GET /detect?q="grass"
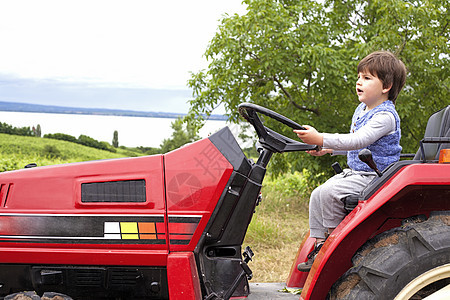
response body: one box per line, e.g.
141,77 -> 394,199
0,134 -> 141,171
0,134 -> 312,283
244,172 -> 311,282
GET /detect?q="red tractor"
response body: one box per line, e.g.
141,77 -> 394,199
0,103 -> 448,299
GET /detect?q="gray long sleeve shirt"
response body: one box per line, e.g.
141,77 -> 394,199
323,111 -> 396,155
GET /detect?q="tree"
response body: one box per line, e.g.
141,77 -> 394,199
112,130 -> 119,148
32,124 -> 42,137
35,124 -> 42,138
160,118 -> 201,153
0,122 -> 34,136
187,0 -> 449,179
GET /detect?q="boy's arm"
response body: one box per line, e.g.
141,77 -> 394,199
293,112 -> 396,151
323,112 -> 396,150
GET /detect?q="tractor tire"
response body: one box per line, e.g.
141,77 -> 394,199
330,212 -> 450,300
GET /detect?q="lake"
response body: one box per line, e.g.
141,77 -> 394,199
0,111 -> 249,148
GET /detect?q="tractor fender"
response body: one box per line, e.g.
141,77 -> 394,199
296,163 -> 450,300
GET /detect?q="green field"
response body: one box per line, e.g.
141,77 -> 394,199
0,133 -> 310,283
0,133 -> 142,171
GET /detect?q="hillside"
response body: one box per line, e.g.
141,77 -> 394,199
0,101 -> 227,120
0,133 -> 139,172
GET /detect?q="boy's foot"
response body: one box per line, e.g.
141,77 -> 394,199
297,242 -> 324,272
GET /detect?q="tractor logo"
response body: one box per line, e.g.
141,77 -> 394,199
167,173 -> 202,208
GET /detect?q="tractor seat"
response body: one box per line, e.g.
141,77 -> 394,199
413,105 -> 450,161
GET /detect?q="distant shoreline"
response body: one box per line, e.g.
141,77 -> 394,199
0,101 -> 227,121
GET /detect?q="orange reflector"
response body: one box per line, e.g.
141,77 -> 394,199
439,149 -> 450,163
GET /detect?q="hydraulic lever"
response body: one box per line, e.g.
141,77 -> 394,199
358,149 -> 382,177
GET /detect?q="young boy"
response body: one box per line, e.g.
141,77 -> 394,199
294,51 -> 407,272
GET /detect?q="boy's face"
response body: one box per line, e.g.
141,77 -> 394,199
356,71 -> 390,109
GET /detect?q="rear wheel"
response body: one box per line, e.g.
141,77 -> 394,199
330,212 -> 450,300
394,263 -> 450,299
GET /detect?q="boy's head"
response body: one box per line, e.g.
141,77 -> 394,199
357,51 -> 407,103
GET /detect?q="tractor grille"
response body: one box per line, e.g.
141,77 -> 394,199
74,269 -> 104,287
26,265 -> 169,299
109,268 -> 141,288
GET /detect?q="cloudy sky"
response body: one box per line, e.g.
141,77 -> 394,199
0,0 -> 247,113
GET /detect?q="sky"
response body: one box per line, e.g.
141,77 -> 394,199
0,0 -> 247,113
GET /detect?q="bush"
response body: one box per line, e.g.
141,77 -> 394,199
44,133 -> 78,143
42,145 -> 63,159
0,122 -> 34,136
100,141 -> 116,153
131,146 -> 162,155
264,169 -> 323,201
0,157 -> 19,172
44,133 -> 116,153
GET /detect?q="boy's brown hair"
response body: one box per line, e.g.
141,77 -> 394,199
357,51 -> 407,103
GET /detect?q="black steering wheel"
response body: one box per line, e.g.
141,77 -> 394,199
238,103 -> 319,153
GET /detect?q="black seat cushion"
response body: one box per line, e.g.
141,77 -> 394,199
413,106 -> 450,161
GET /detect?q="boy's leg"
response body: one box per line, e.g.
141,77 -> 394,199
299,172 -> 375,272
308,185 -> 327,239
299,184 -> 335,273
300,174 -> 355,272
320,171 -> 376,229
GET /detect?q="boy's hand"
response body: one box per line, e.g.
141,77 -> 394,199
294,125 -> 324,146
306,148 -> 333,156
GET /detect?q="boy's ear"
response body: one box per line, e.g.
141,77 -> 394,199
382,84 -> 392,94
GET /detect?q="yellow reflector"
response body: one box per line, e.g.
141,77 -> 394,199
439,149 -> 450,163
120,222 -> 138,233
122,234 -> 139,239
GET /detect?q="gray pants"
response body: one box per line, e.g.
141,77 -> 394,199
309,169 -> 376,239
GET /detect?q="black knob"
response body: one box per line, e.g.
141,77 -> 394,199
358,149 -> 382,177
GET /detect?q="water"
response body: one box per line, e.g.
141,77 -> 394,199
0,111 -> 244,148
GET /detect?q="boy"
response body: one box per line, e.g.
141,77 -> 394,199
294,51 -> 407,272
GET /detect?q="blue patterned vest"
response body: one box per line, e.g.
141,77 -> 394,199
347,100 -> 402,172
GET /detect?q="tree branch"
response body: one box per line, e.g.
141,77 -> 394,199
239,40 -> 261,62
440,21 -> 448,37
239,33 -> 320,115
397,29 -> 409,56
273,75 -> 320,115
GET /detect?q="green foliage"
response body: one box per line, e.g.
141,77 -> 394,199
247,170 -> 312,241
242,146 -> 259,160
44,132 -> 116,153
42,145 -> 63,159
160,118 -> 201,153
112,130 -> 119,148
187,0 -> 449,178
77,134 -> 108,151
44,133 -> 78,143
263,169 -> 322,204
131,146 -> 162,155
0,122 -> 34,136
245,170 -> 317,249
